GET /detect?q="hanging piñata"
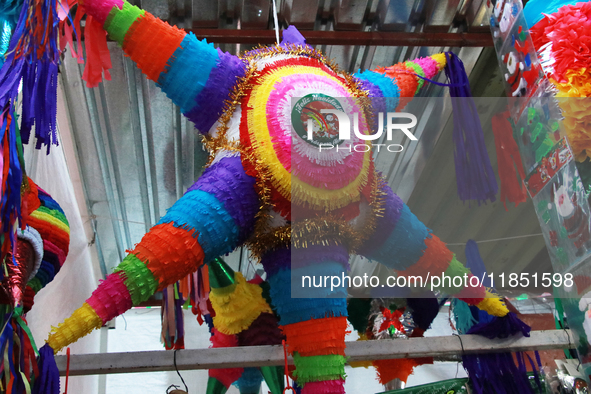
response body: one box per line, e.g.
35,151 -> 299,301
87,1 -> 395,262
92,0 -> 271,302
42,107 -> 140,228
22,1 -> 533,393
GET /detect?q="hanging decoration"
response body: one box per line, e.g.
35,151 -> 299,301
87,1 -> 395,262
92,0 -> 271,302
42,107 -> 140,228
19,0 -> 532,392
491,110 -> 528,209
0,177 -> 70,394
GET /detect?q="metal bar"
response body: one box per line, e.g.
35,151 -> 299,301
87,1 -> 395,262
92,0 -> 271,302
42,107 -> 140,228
81,72 -> 127,263
98,83 -> 134,251
187,28 -> 493,46
123,56 -> 153,234
55,329 -> 574,376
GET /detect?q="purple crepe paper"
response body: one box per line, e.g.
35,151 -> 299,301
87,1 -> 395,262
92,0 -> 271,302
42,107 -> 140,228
187,156 -> 259,241
444,52 -> 498,205
33,344 -> 60,394
280,25 -> 312,49
357,181 -> 403,256
261,247 -> 291,278
187,50 -> 247,134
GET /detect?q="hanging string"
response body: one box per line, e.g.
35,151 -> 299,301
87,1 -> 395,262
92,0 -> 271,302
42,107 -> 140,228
63,348 -> 70,394
174,349 -> 188,393
446,232 -> 544,246
272,0 -> 280,45
282,340 -> 295,393
81,214 -> 545,246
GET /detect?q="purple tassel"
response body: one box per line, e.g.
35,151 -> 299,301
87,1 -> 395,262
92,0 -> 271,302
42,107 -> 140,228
444,52 -> 498,205
462,312 -> 540,394
467,312 -> 530,339
33,344 -> 60,394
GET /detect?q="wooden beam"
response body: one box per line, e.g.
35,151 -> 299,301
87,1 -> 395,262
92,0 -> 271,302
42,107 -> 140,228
54,329 -> 574,376
187,29 -> 494,47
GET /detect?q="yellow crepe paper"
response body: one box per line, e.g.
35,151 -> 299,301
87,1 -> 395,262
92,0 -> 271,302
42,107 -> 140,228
46,302 -> 102,353
246,64 -> 372,211
209,272 -> 272,335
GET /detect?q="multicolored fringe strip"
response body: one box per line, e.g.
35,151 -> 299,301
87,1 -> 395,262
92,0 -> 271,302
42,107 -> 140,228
47,155 -> 258,353
359,179 -> 496,310
0,178 -> 68,394
74,0 -> 246,133
206,258 -> 284,394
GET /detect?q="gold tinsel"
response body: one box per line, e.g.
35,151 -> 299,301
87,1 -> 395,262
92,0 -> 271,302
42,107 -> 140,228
201,44 -> 388,260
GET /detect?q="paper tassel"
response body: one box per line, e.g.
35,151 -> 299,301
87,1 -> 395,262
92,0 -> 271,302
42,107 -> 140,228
492,111 -> 527,209
0,308 -> 44,394
0,109 -> 23,260
259,366 -> 284,394
33,344 -> 59,394
81,13 -> 112,88
161,281 -> 185,350
444,52 -> 498,204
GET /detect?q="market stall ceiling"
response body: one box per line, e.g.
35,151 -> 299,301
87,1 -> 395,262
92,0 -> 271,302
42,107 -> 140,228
60,0 -> 551,294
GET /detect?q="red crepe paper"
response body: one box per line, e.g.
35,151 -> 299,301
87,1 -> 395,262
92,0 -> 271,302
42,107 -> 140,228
81,14 -> 113,88
491,111 -> 527,210
530,2 -> 591,84
378,307 -> 404,333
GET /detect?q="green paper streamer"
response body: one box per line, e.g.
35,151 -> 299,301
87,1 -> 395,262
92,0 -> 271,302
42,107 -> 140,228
206,377 -> 228,394
259,366 -> 284,394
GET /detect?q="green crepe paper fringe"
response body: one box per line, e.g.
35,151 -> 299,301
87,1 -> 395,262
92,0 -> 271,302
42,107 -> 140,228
114,254 -> 158,305
292,353 -> 347,383
28,277 -> 42,293
437,255 -> 471,295
404,61 -> 425,93
104,1 -> 145,45
451,298 -> 478,334
347,299 -> 372,334
36,206 -> 68,226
